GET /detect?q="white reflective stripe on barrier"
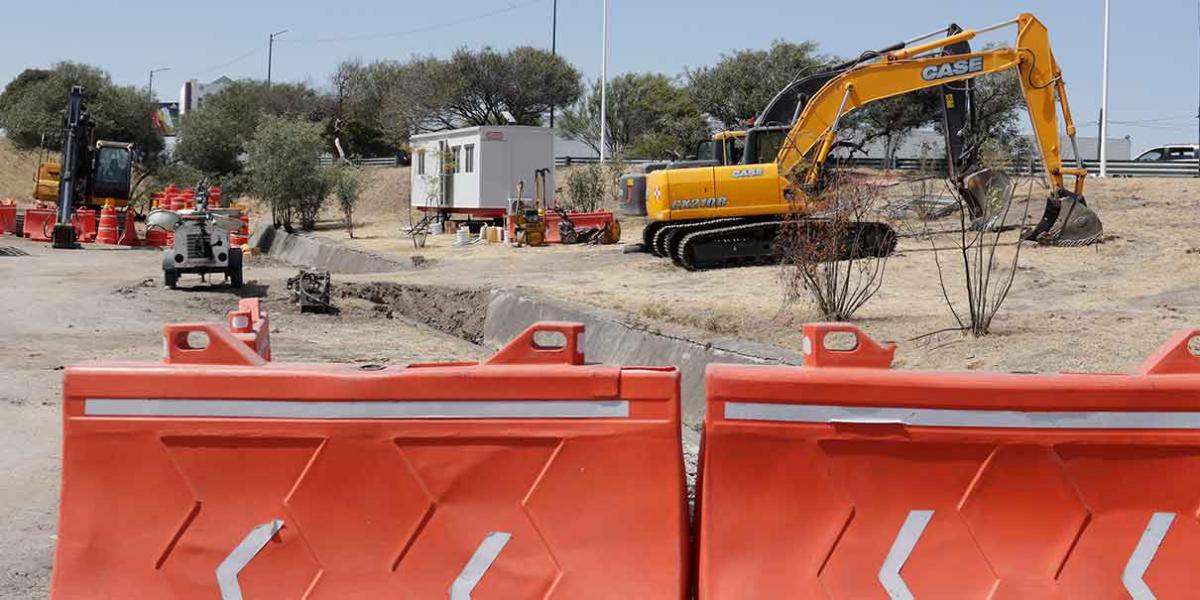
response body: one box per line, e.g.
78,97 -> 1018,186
450,531 -> 512,600
1123,512 -> 1175,600
725,403 -> 1200,429
878,510 -> 933,600
216,519 -> 284,600
84,399 -> 630,419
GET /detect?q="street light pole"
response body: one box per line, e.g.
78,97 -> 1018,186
268,29 -> 289,88
148,67 -> 170,100
599,0 -> 608,162
1099,0 -> 1111,177
549,0 -> 558,128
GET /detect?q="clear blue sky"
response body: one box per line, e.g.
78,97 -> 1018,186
4,0 -> 1197,152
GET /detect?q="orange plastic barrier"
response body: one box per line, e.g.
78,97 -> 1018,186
71,208 -> 96,243
52,304 -> 687,599
23,207 -> 55,241
0,200 -> 16,234
700,323 -> 1200,599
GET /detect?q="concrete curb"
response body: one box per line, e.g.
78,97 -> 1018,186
251,226 -> 407,274
484,288 -> 804,426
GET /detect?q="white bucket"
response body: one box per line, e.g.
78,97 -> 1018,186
456,228 -> 469,246
430,220 -> 443,236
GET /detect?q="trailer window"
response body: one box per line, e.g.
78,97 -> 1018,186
451,146 -> 462,173
417,150 -> 426,175
464,144 -> 475,173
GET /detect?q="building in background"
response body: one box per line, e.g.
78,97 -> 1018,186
178,76 -> 232,115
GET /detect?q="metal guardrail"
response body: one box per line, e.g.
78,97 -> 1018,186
839,157 -> 1200,178
316,156 -> 401,168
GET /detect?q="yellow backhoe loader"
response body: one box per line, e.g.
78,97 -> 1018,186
643,13 -> 1102,269
33,86 -> 135,248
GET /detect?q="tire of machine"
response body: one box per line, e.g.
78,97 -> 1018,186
227,247 -> 244,288
164,269 -> 179,289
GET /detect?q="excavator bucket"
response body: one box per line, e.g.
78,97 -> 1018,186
1023,189 -> 1103,246
961,168 -> 1014,228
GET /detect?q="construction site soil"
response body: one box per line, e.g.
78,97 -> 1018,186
311,168 -> 1200,375
0,239 -> 484,598
4,146 -> 1198,596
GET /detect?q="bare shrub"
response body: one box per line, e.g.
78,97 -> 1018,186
779,171 -> 893,321
926,172 -> 1030,336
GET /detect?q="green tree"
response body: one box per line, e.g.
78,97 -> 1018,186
340,47 -> 581,138
560,74 -> 710,159
175,80 -> 326,179
687,41 -> 825,130
442,46 -> 581,126
245,116 -> 328,230
0,62 -> 161,156
329,165 -> 365,238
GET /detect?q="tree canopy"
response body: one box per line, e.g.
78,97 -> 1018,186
687,41 -> 826,130
0,62 -> 162,160
175,80 -> 326,178
561,74 -> 710,159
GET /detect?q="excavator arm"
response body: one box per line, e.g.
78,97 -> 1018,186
777,13 -> 1086,197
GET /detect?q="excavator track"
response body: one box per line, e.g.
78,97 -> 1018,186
650,218 -> 739,257
674,219 -> 897,271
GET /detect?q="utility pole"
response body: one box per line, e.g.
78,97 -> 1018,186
1099,0 -> 1111,177
268,29 -> 289,88
599,0 -> 608,162
148,67 -> 170,100
549,0 -> 558,128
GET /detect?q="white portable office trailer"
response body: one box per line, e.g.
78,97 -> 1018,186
410,126 -> 556,218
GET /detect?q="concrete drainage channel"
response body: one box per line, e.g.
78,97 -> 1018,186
258,225 -> 807,505
251,226 -> 410,274
336,282 -> 806,426
254,225 -> 807,422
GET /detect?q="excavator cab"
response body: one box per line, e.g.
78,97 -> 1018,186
695,130 -> 747,165
91,142 -> 134,207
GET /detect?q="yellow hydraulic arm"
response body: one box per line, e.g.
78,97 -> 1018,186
777,13 -> 1087,196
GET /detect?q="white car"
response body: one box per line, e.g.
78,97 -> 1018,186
1134,144 -> 1197,161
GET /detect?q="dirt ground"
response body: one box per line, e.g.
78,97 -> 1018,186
320,169 -> 1200,375
0,237 -> 484,598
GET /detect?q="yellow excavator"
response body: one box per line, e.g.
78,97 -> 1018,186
643,13 -> 1102,269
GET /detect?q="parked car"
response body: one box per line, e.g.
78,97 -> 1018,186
1134,144 -> 1198,161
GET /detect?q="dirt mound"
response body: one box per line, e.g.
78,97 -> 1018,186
337,281 -> 489,343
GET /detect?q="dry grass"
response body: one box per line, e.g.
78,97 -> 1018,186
316,173 -> 1200,376
0,139 -> 44,203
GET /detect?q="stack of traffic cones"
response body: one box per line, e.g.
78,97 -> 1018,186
95,201 -> 118,245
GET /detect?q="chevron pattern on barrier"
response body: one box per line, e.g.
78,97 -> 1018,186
147,436 -> 567,598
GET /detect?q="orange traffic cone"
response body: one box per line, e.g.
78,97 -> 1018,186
116,209 -> 140,246
95,201 -> 118,244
